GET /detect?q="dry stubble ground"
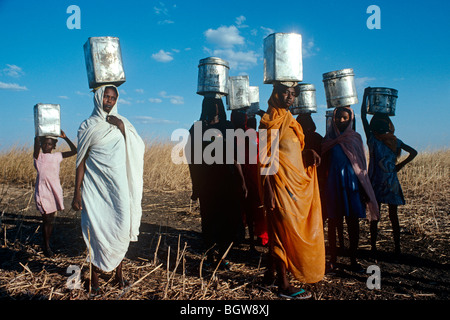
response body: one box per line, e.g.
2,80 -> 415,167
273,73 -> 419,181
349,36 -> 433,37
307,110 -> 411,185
0,147 -> 448,314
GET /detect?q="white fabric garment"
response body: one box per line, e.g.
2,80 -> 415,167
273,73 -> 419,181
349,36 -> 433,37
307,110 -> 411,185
76,85 -> 145,272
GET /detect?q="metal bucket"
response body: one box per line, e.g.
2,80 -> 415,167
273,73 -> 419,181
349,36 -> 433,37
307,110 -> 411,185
247,86 -> 260,116
197,57 -> 229,96
264,33 -> 303,84
34,103 -> 61,137
290,83 -> 317,115
366,87 -> 398,116
84,37 -> 126,89
322,68 -> 358,108
227,76 -> 250,110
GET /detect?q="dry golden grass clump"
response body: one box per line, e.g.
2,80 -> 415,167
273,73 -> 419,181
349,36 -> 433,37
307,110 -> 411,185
398,149 -> 449,204
0,139 -> 192,192
0,142 -> 447,199
141,139 -> 191,192
394,149 -> 450,238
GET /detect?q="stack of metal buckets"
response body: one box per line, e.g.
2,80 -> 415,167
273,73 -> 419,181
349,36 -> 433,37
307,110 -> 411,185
197,57 -> 260,118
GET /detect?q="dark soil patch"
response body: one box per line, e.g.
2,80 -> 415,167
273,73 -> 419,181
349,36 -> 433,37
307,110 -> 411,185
0,186 -> 448,302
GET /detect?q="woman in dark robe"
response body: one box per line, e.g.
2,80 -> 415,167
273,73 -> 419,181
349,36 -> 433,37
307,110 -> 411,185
186,97 -> 247,267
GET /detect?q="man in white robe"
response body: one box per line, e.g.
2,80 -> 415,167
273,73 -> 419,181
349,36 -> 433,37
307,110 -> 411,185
72,85 -> 145,290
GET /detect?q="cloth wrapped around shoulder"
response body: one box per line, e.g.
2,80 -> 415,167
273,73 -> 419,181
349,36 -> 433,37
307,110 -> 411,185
259,89 -> 325,284
76,85 -> 145,272
322,107 -> 379,221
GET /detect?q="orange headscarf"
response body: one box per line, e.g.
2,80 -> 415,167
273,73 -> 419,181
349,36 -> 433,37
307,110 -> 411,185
259,88 -> 325,284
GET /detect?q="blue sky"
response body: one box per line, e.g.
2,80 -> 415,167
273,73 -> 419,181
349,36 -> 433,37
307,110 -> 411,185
0,0 -> 449,151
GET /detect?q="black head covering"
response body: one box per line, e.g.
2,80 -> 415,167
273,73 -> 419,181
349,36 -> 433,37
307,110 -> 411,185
231,109 -> 247,130
200,97 -> 227,123
296,113 -> 316,132
369,113 -> 391,134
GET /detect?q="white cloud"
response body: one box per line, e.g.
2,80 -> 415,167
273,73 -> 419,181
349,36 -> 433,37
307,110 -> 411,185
154,2 -> 169,15
203,22 -> 259,70
119,98 -> 132,105
149,98 -> 163,103
169,96 -> 184,105
133,116 -> 179,125
135,88 -> 144,93
58,95 -> 69,99
152,49 -> 174,62
235,16 -> 248,28
260,26 -> 275,37
355,77 -> 376,90
160,91 -> 184,105
158,20 -> 174,25
154,2 -> 176,24
0,81 -> 28,91
302,39 -> 319,58
76,90 -> 90,97
210,48 -> 259,70
205,25 -> 245,48
2,64 -> 24,78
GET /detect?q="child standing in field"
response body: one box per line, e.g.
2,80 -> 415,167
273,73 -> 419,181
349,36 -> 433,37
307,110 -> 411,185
33,130 -> 77,257
361,88 -> 417,256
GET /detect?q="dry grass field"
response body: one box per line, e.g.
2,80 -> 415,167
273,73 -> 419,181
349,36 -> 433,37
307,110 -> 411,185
0,141 -> 448,303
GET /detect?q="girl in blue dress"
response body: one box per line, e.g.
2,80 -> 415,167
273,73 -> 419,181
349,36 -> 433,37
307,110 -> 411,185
322,107 -> 379,272
361,88 -> 417,256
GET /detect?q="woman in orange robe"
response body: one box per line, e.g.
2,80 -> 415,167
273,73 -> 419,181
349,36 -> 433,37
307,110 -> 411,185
260,83 -> 325,299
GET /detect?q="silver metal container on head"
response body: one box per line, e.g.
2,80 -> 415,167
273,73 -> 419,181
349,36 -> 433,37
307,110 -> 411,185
366,87 -> 398,116
197,57 -> 230,97
34,103 -> 61,137
247,86 -> 260,116
290,83 -> 317,115
84,36 -> 126,89
264,33 -> 303,84
227,76 -> 250,110
322,68 -> 358,108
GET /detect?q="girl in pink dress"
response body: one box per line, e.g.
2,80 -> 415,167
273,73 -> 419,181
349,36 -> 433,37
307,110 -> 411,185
33,130 -> 76,257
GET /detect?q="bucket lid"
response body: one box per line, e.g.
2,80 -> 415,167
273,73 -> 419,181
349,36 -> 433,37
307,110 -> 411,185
366,87 -> 398,96
322,68 -> 354,81
230,75 -> 249,81
298,83 -> 316,92
264,32 -> 302,40
198,57 -> 229,68
87,36 -> 119,41
85,36 -> 120,47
